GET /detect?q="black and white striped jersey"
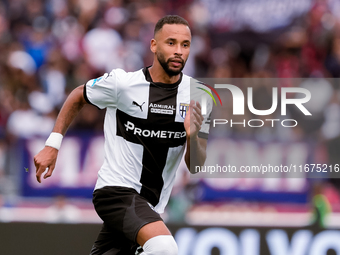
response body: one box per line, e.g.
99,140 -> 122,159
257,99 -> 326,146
84,67 -> 211,213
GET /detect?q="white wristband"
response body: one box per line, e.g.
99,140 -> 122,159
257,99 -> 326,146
45,132 -> 63,150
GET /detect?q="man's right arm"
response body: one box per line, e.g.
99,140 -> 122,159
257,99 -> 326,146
34,85 -> 87,183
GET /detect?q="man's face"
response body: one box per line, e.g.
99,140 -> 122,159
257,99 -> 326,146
152,24 -> 191,77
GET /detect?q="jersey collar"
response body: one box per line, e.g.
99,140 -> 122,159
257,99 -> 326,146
143,66 -> 182,90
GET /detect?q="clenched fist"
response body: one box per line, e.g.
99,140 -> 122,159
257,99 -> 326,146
184,100 -> 204,140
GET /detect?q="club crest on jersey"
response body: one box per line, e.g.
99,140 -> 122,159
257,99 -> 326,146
179,103 -> 189,119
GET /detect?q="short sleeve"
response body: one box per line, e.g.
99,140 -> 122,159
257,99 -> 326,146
84,70 -> 117,109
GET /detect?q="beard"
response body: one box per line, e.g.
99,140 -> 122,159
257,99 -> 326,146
157,52 -> 185,77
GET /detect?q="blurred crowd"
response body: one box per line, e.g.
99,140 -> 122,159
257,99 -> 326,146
1,0 -> 340,221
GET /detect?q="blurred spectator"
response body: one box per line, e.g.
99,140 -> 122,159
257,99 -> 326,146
310,182 -> 332,228
39,49 -> 67,107
82,23 -> 122,72
8,50 -> 37,75
45,195 -> 81,223
325,36 -> 340,77
6,91 -> 55,138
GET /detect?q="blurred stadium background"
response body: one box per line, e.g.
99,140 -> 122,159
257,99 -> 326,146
1,0 -> 340,254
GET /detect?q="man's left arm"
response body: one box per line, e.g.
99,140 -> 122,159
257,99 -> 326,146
184,100 -> 207,173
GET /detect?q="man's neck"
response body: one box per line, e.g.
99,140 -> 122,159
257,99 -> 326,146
148,62 -> 181,84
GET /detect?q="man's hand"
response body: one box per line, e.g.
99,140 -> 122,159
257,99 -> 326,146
184,100 -> 207,172
33,85 -> 87,183
34,146 -> 58,183
184,100 -> 204,139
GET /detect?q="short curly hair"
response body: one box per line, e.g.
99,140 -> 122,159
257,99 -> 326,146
154,15 -> 189,35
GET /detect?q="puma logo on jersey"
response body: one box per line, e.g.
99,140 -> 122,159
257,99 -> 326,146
132,101 -> 145,111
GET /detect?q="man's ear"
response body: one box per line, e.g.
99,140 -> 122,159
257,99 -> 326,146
150,39 -> 157,53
